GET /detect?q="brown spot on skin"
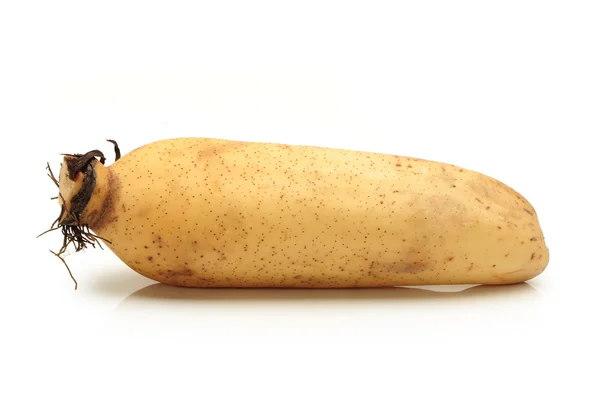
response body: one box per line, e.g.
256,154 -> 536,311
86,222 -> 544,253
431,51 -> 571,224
468,181 -> 491,199
467,264 -> 474,272
121,203 -> 127,213
196,142 -> 247,160
523,208 -> 533,216
379,261 -> 431,274
407,164 -> 413,168
158,267 -> 196,279
447,256 -> 454,262
147,256 -> 153,262
531,253 -> 536,260
90,169 -> 120,231
530,237 -> 538,241
370,248 -> 434,275
475,198 -> 483,203
396,163 -> 402,167
170,267 -> 195,277
505,253 -> 510,257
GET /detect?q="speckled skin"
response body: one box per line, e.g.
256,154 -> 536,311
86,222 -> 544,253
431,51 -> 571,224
76,137 -> 548,287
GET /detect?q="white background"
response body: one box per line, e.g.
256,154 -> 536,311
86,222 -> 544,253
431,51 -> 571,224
1,1 -> 599,399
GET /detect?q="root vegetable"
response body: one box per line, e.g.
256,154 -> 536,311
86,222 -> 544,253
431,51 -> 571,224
50,138 -> 549,288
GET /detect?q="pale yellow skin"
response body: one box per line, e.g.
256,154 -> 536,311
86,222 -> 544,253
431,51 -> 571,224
59,138 -> 549,287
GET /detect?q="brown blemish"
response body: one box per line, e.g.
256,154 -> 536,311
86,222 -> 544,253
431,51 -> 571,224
531,252 -> 536,260
530,237 -> 538,241
447,256 -> 454,262
196,142 -> 247,160
380,261 -> 431,274
523,208 -> 533,216
171,267 -> 195,277
158,267 -> 195,279
147,256 -> 153,262
370,250 -> 434,275
90,169 -> 119,231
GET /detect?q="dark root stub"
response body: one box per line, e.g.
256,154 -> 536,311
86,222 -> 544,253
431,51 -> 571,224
40,140 -> 120,290
63,149 -> 105,180
107,139 -> 121,161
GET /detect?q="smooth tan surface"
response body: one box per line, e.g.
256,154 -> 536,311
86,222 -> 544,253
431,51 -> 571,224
79,138 -> 549,287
